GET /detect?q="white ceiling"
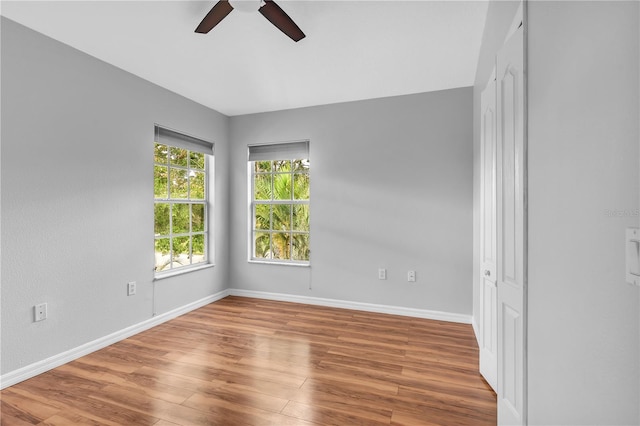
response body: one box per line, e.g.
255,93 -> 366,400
1,0 -> 488,116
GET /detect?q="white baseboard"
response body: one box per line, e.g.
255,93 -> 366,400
471,316 -> 481,346
228,289 -> 472,324
0,289 -> 230,390
1,288 -> 471,389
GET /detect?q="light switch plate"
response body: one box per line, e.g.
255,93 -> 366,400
625,228 -> 640,286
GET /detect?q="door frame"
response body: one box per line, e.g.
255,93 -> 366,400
496,2 -> 528,423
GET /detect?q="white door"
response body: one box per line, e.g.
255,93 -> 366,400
479,75 -> 498,392
496,25 -> 526,425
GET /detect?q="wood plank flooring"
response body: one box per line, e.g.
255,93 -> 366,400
0,296 -> 496,425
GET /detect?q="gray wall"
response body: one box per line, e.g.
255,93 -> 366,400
229,89 -> 474,315
527,1 -> 640,424
1,17 -> 475,379
0,18 -> 230,374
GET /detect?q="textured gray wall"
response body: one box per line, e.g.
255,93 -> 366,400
527,1 -> 640,424
1,18 -> 230,375
1,15 -> 476,382
229,88 -> 474,315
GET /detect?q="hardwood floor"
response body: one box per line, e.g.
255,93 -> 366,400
0,296 -> 496,425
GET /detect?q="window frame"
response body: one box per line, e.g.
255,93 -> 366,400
154,134 -> 212,277
248,154 -> 310,266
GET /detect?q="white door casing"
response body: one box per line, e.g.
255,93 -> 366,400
496,25 -> 526,425
479,74 -> 498,392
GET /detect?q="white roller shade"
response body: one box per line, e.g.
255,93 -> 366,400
248,141 -> 309,161
155,125 -> 214,155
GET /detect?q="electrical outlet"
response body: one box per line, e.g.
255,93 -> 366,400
34,303 -> 47,322
127,281 -> 136,296
378,268 -> 387,280
408,270 -> 416,282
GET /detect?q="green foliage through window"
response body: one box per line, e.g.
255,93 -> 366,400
154,143 -> 207,272
251,159 -> 310,263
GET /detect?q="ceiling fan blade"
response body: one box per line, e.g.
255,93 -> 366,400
195,1 -> 234,34
259,0 -> 305,42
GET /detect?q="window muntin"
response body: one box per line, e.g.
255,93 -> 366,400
154,142 -> 208,273
251,158 -> 310,264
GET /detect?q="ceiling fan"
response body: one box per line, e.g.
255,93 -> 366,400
195,0 -> 306,42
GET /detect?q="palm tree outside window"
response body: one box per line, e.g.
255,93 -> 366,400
249,141 -> 310,264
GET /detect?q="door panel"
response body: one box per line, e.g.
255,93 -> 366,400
496,25 -> 526,426
479,76 -> 498,392
502,303 -> 522,411
501,67 -> 519,287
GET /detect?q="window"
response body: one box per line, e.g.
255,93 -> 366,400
249,141 -> 310,264
154,126 -> 213,274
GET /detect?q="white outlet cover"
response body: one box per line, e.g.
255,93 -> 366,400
378,268 -> 387,280
34,303 -> 47,321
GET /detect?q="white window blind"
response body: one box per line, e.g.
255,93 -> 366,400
248,141 -> 309,161
155,125 -> 214,155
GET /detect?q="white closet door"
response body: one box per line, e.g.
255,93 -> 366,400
479,75 -> 498,392
496,25 -> 526,426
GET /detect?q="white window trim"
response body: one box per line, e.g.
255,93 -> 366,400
154,131 -> 213,277
248,259 -> 310,267
154,263 -> 215,281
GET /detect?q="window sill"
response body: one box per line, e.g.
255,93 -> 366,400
248,260 -> 310,268
154,263 -> 215,281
